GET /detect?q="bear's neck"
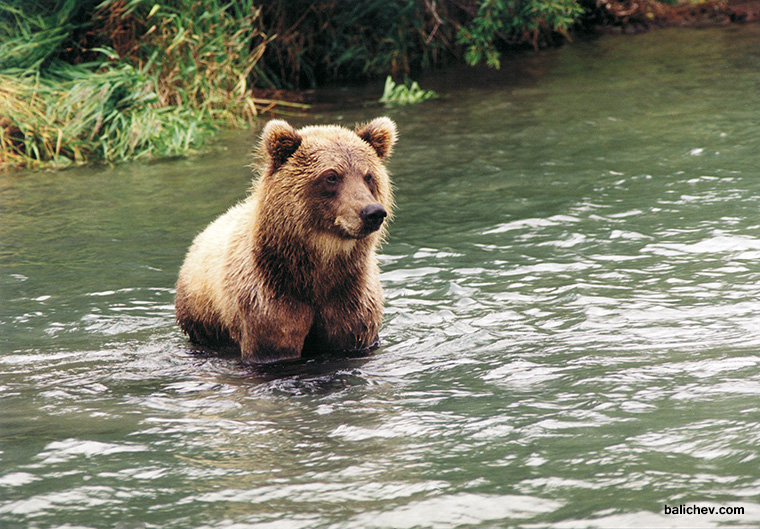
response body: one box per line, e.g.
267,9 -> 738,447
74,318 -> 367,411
252,227 -> 374,303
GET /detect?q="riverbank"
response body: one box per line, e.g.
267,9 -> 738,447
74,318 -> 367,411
1,0 -> 757,171
595,0 -> 760,32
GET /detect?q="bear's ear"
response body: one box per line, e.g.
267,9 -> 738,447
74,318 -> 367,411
261,120 -> 302,171
355,117 -> 397,160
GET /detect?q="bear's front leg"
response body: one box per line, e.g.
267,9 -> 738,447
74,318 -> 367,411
239,299 -> 314,364
313,291 -> 383,354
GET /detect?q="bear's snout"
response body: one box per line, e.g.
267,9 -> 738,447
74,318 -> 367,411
360,203 -> 387,232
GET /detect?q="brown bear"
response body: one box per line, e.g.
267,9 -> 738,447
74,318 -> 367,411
175,117 -> 397,364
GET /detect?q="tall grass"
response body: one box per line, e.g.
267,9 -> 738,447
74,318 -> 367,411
0,0 -> 307,170
1,0 -> 604,170
118,0 -> 273,121
0,64 -> 215,168
0,0 -> 82,71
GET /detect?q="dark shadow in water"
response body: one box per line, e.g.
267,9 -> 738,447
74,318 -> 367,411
183,341 -> 379,396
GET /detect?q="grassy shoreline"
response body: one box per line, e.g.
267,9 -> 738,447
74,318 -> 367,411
1,0 -> 753,171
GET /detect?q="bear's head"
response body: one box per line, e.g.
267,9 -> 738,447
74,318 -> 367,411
256,117 -> 396,250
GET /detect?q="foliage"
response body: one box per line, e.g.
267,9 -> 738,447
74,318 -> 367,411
0,65 -> 216,168
457,0 -> 585,68
379,76 -> 438,105
0,0 -> 306,169
0,0 -> 91,71
0,0 -> 620,169
253,0 -> 455,89
112,0 -> 275,122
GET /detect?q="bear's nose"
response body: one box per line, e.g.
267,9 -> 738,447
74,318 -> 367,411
360,204 -> 387,232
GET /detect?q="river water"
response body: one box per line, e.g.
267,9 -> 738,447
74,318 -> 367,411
2,25 -> 760,528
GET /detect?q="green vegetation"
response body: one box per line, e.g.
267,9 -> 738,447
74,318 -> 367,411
0,0 -> 308,169
0,0 -> 735,170
458,0 -> 585,68
379,76 -> 438,106
0,63 -> 212,167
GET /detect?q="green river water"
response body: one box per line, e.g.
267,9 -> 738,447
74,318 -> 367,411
2,25 -> 760,528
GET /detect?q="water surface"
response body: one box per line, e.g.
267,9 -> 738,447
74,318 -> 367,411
3,25 -> 760,528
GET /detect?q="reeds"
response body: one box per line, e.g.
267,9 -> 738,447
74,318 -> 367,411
0,65 -> 216,168
1,0 -> 601,170
0,0 -> 307,170
125,0 -> 271,121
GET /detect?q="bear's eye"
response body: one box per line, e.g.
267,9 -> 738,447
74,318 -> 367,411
323,170 -> 340,185
364,173 -> 374,184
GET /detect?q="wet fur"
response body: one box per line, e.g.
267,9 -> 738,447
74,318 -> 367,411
175,118 -> 396,364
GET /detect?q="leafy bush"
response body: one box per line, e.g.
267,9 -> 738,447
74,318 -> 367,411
457,0 -> 585,68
